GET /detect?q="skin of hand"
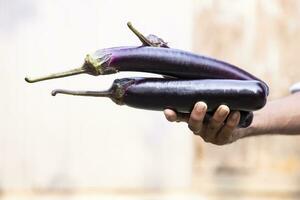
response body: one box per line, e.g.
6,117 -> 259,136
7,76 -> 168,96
164,102 -> 243,145
164,92 -> 300,145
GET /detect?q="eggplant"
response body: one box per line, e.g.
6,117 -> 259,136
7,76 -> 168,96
25,22 -> 268,95
205,111 -> 253,128
25,22 -> 269,128
24,45 -> 269,95
25,46 -> 264,83
51,78 -> 266,127
24,23 -> 268,95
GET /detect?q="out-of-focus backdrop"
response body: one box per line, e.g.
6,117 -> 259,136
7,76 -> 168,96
1,0 -> 300,199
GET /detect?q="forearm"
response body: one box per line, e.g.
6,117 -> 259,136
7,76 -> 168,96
243,92 -> 300,137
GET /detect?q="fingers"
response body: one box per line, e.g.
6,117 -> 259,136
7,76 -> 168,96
216,111 -> 240,145
164,109 -> 177,122
163,109 -> 189,122
188,102 -> 207,134
164,103 -> 242,146
205,105 -> 230,141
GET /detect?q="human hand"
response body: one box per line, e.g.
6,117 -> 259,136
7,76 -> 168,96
164,102 -> 244,145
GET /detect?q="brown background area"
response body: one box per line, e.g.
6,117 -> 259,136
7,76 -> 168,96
192,0 -> 300,198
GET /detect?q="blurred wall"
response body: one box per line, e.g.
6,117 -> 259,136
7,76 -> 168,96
1,0 -> 300,200
192,0 -> 300,199
0,0 -> 194,194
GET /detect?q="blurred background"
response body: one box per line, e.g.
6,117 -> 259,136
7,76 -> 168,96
1,0 -> 300,199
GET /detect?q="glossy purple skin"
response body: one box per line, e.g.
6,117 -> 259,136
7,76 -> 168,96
109,78 -> 264,128
95,46 -> 260,80
94,46 -> 269,95
124,79 -> 266,112
92,47 -> 269,128
112,78 -> 267,112
205,111 -> 253,128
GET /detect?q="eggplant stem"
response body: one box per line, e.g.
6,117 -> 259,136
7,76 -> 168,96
25,53 -> 106,83
25,67 -> 86,83
127,22 -> 154,47
51,89 -> 112,97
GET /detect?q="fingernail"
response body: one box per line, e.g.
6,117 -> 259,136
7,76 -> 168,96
195,102 -> 206,112
218,106 -> 229,117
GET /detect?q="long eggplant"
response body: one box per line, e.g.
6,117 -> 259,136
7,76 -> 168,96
25,22 -> 269,128
24,23 -> 268,93
51,78 -> 266,127
25,46 -> 264,82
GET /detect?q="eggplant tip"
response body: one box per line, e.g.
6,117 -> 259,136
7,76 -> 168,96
25,77 -> 33,83
51,90 -> 58,96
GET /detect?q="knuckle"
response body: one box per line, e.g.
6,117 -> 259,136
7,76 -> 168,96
190,111 -> 204,122
189,124 -> 204,136
201,135 -> 210,142
225,121 -> 237,130
207,119 -> 222,132
213,118 -> 224,124
205,131 -> 218,142
207,124 -> 217,132
193,130 -> 203,136
226,124 -> 236,131
227,112 -> 240,127
188,124 -> 198,133
190,114 -> 200,123
219,130 -> 232,140
188,119 -> 204,132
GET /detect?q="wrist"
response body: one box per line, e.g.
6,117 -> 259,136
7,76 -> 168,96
241,110 -> 270,138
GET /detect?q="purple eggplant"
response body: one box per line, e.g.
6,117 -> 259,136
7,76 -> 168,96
51,78 -> 266,127
25,45 -> 269,94
24,23 -> 268,92
205,111 -> 253,128
25,22 -> 268,95
25,22 -> 269,128
25,46 -> 263,81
